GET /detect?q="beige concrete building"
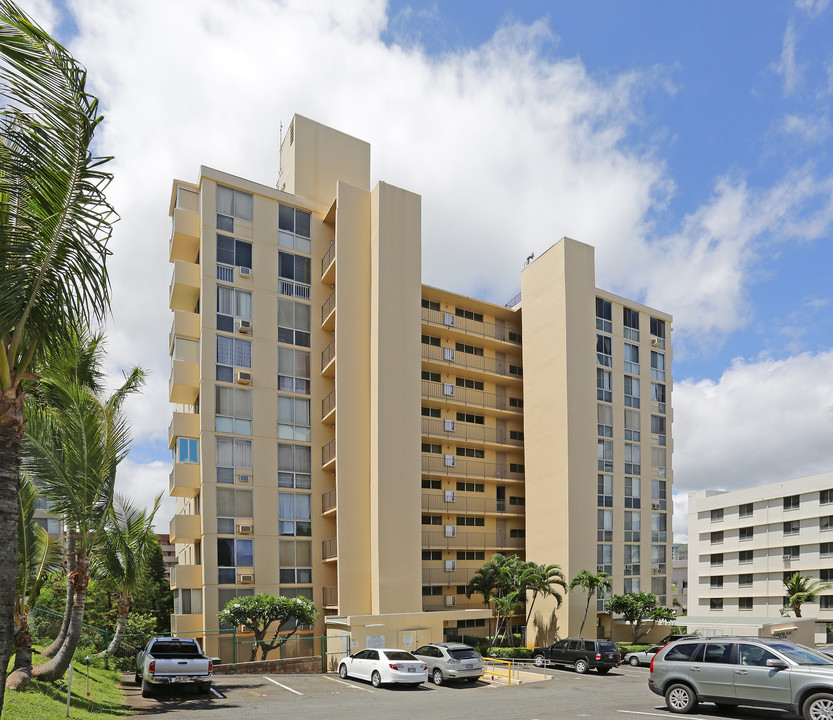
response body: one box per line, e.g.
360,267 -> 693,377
167,115 -> 673,658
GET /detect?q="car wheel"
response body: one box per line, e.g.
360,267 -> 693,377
803,692 -> 833,720
199,683 -> 212,694
596,667 -> 610,674
432,669 -> 444,686
134,671 -> 141,684
371,671 -> 382,688
338,664 -> 348,679
574,659 -> 589,674
533,654 -> 546,668
629,656 -> 640,667
140,678 -> 153,699
665,683 -> 697,714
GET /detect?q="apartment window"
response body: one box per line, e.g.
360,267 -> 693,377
277,396 -> 311,441
784,520 -> 800,536
739,527 -> 753,541
711,508 -> 724,522
421,334 -> 441,347
215,387 -> 252,435
422,299 -> 440,312
624,578 -> 640,594
710,575 -> 723,588
216,487 -> 254,534
278,251 -> 312,300
651,351 -> 666,381
277,444 -> 311,489
422,550 -> 442,561
822,490 -> 833,505
216,336 -> 251,382
216,436 -> 253,484
172,336 -> 199,363
455,307 -> 483,322
739,573 -> 753,587
598,509 -> 613,542
216,234 -> 253,269
711,531 -> 724,544
598,475 -> 613,507
625,476 -> 641,508
509,364 -> 523,377
422,406 -> 441,418
821,543 -> 833,557
278,493 -> 312,536
217,537 -> 254,584
784,495 -> 800,511
651,382 -> 666,412
595,404 -> 613,437
597,369 -> 612,402
822,516 -> 833,531
175,589 -> 202,615
217,184 -> 253,224
278,348 -> 311,395
456,377 -> 484,391
651,447 -> 667,478
422,370 -> 441,383
457,551 -> 485,561
710,598 -> 723,611
176,437 -> 199,464
509,528 -> 525,538
422,478 -> 441,489
650,316 -> 665,341
509,397 -> 524,409
456,447 -> 484,459
734,597 -> 752,611
652,512 -> 667,542
624,376 -> 640,408
821,597 -> 833,610
822,569 -> 833,583
651,415 -> 666,446
508,329 -> 522,343
596,334 -> 612,367
509,496 -> 525,506
216,285 -> 252,333
218,588 -> 255,625
739,550 -> 753,564
279,539 -> 312,584
422,586 -> 442,596
624,409 -> 640,441
277,298 -> 311,347
457,517 -> 485,527
652,479 -> 667,510
624,545 -> 640,575
422,443 -> 441,454
624,510 -> 641,542
457,619 -> 486,629
598,439 -> 613,472
510,462 -> 525,473
422,515 -> 441,525
455,342 -> 483,356
624,443 -> 641,475
739,502 -> 753,518
651,544 -> 666,566
456,412 -> 484,424
784,546 -> 800,560
510,430 -> 524,441
597,544 -> 612,574
710,553 -> 723,567
624,343 -> 640,374
278,203 -> 312,253
596,297 -> 612,333
456,482 -> 484,492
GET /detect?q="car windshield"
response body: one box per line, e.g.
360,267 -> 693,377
384,651 -> 417,661
768,643 -> 833,666
449,649 -> 480,660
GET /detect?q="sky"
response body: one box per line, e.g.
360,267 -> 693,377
25,0 -> 833,542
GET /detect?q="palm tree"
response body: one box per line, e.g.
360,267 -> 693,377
24,367 -> 143,681
6,475 -> 61,689
569,570 -> 613,637
519,562 -> 567,627
0,1 -> 116,705
783,573 -> 832,618
93,494 -> 161,656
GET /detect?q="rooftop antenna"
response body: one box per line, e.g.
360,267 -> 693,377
277,121 -> 283,188
525,252 -> 534,266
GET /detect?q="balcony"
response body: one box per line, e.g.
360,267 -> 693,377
169,259 -> 200,312
323,586 -> 338,607
422,492 -> 524,516
169,463 -> 200,498
169,359 -> 200,405
169,207 -> 200,263
170,564 -> 202,590
322,388 -> 335,423
168,411 -> 200,449
421,307 -> 521,346
422,567 -> 478,585
322,537 -> 337,561
322,439 -> 336,469
170,514 -> 201,544
422,530 -> 525,550
169,310 -> 201,351
421,380 -> 522,416
421,345 -> 522,382
321,241 -> 335,283
321,291 -> 335,330
422,600 -> 489,612
171,613 -> 203,635
422,455 -> 525,483
322,488 -> 337,515
321,339 -> 335,377
421,417 -> 522,449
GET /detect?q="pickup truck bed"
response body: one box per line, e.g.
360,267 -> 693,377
136,638 -> 213,698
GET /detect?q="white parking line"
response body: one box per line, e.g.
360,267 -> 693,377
617,712 -> 712,720
322,675 -> 375,693
263,675 -> 303,695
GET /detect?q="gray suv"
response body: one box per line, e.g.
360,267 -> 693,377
412,642 -> 483,685
649,636 -> 833,719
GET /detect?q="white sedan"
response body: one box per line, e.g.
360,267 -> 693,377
338,648 -> 428,687
623,645 -> 663,667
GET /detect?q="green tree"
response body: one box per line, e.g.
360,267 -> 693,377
517,562 -> 566,629
605,592 -> 675,643
782,573 -> 832,618
568,570 -> 613,637
218,594 -> 319,661
0,1 -> 116,706
130,537 -> 173,633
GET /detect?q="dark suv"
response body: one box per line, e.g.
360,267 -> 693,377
532,638 -> 620,674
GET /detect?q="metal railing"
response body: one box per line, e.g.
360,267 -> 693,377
321,291 -> 335,324
322,388 -> 335,418
422,492 -> 524,515
421,344 -> 522,379
323,586 -> 338,606
421,530 -> 525,550
322,488 -> 336,513
422,567 -> 477,585
322,339 -> 335,370
421,380 -> 523,413
322,537 -> 337,560
421,307 -> 521,344
421,417 -> 523,447
504,291 -> 522,309
322,438 -> 336,466
321,242 -> 335,277
422,454 -> 525,481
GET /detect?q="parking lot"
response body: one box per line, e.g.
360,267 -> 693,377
126,664 -> 799,720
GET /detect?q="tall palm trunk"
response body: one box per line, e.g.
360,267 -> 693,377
33,553 -> 89,681
98,594 -> 129,656
42,529 -> 75,658
578,595 -> 591,637
6,613 -> 32,690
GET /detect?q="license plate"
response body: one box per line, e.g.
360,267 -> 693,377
464,664 -> 473,669
174,676 -> 191,683
407,667 -> 415,672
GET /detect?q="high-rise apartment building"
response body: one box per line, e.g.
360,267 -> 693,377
167,115 -> 673,657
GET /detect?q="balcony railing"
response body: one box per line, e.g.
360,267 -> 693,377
422,454 -> 524,482
422,530 -> 525,550
321,242 -> 335,277
322,488 -> 336,513
421,380 -> 522,413
421,417 -> 522,447
322,537 -> 337,560
422,567 -> 477,585
321,291 -> 335,325
422,492 -> 524,516
421,308 -> 521,344
322,388 -> 335,419
323,586 -> 338,606
322,438 -> 336,466
423,600 -> 489,612
321,339 -> 335,371
421,344 -> 522,380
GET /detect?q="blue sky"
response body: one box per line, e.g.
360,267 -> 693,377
31,0 -> 833,537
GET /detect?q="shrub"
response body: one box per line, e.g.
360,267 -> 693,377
486,647 -> 534,660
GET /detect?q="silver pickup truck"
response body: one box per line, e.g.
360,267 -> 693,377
135,637 -> 213,697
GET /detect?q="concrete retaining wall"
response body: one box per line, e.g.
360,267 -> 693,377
214,656 -> 321,675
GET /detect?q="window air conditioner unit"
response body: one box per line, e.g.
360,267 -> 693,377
237,523 -> 254,534
237,266 -> 252,278
236,473 -> 251,484
444,455 -> 456,467
236,371 -> 252,385
652,568 -> 662,574
237,574 -> 254,584
443,383 -> 455,396
652,503 -> 661,510
444,313 -> 455,326
444,419 -> 456,432
236,319 -> 252,334
783,555 -> 793,561
445,561 -> 456,572
444,348 -> 455,361
445,525 -> 456,538
651,337 -> 662,347
445,490 -> 456,503
445,596 -> 457,607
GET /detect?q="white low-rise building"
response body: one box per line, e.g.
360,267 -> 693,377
687,472 -> 833,643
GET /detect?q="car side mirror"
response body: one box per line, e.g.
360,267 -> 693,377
766,658 -> 788,669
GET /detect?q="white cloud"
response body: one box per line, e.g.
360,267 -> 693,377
115,458 -> 175,532
773,19 -> 804,95
781,112 -> 833,143
796,0 -> 830,17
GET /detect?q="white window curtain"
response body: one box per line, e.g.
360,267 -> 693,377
217,286 -> 234,315
216,437 -> 234,467
236,290 -> 252,319
234,439 -> 252,468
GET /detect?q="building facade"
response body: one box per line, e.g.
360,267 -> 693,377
167,115 -> 674,656
687,473 -> 833,643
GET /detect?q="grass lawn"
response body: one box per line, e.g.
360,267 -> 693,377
4,646 -> 131,720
